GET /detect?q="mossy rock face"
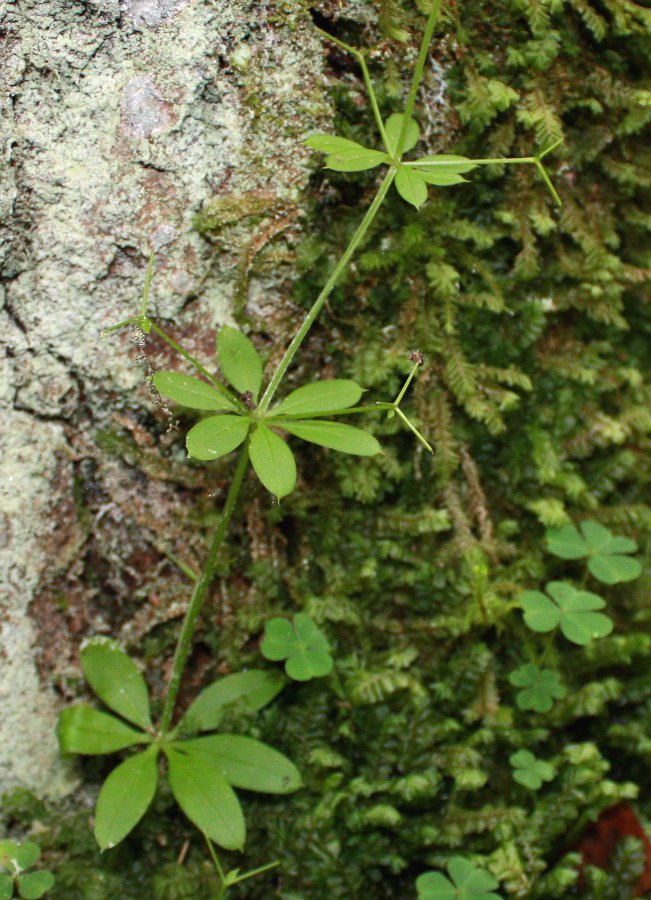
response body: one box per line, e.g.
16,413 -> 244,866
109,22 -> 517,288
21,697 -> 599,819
4,0 -> 651,897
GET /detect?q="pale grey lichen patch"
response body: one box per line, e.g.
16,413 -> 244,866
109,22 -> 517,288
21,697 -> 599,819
121,75 -> 176,137
125,0 -> 191,28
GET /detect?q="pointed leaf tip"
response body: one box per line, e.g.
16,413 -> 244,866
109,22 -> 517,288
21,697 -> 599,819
80,639 -> 152,730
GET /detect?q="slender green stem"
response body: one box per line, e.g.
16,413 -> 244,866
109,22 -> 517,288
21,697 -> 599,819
395,0 -> 443,157
406,156 -> 535,167
395,407 -> 434,453
257,167 -> 397,413
230,861 -> 280,885
393,362 -> 420,407
160,446 -> 250,733
205,834 -> 227,882
314,27 -> 390,150
141,252 -> 156,317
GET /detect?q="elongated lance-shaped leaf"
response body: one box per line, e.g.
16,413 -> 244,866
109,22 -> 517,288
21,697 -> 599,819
408,154 -> 478,174
94,747 -> 159,851
58,705 -> 150,755
179,734 -> 302,794
281,420 -> 382,456
384,113 -> 420,155
217,326 -> 263,399
186,415 -> 250,461
152,372 -> 236,411
304,134 -> 369,154
16,871 -> 56,900
269,380 -> 363,417
249,425 -> 297,500
395,166 -> 428,208
325,147 -> 390,172
165,746 -> 245,851
177,669 -> 286,734
80,639 -> 152,730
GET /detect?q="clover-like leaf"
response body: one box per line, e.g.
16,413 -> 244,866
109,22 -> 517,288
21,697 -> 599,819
80,639 -> 152,730
395,166 -> 428,209
186,415 -> 250,461
249,425 -> 297,500
58,705 -> 151,755
281,420 -> 382,456
8,844 -> 39,874
16,871 -> 55,900
165,746 -> 245,851
269,380 -> 363,418
178,734 -> 302,794
384,113 -> 420,155
509,749 -> 555,790
520,581 -> 613,645
217,326 -> 263,400
151,372 -> 236,411
0,876 -> 12,900
416,856 -> 501,899
94,747 -> 159,851
177,669 -> 285,734
509,665 -> 566,713
546,520 -> 641,584
261,613 -> 333,681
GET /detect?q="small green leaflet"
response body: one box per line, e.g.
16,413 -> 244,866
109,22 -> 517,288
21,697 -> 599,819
58,705 -> 151,755
409,154 -> 478,174
270,380 -> 363,417
16,872 -> 56,900
509,750 -> 555,790
261,613 -> 333,681
165,746 -> 246,851
217,326 -> 263,399
509,665 -> 566,713
0,843 -> 55,900
546,520 -> 641,584
177,669 -> 285,735
304,134 -> 389,172
0,842 -> 40,872
281,420 -> 382,456
186,415 -> 250,461
80,639 -> 152,730
416,857 -> 501,900
384,113 -> 420,155
152,372 -> 236,411
249,425 -> 297,500
94,747 -> 159,851
395,166 -> 428,209
0,876 -> 11,900
521,581 -> 613,645
178,734 -> 302,794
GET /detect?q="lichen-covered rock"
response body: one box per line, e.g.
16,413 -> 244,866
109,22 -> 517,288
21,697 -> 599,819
0,0 -> 328,796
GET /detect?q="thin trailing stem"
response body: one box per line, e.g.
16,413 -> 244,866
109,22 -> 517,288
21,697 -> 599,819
257,167 -> 397,413
160,446 -> 250,733
314,27 -> 390,151
140,252 -> 156,318
395,0 -> 443,157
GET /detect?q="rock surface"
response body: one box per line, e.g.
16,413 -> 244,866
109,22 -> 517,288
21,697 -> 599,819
0,0 -> 326,796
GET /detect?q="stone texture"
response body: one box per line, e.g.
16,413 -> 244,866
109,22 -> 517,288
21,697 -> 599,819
0,0 -> 327,796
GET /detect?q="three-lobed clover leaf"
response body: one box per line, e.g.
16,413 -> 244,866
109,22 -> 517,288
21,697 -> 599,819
0,841 -> 55,900
416,857 -> 501,900
261,613 -> 334,681
58,639 -> 300,853
546,520 -> 642,584
154,328 -> 382,501
509,664 -> 566,713
509,750 -> 555,790
520,581 -> 613,646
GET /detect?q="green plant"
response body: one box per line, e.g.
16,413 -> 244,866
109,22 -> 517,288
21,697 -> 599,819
508,665 -> 566,713
261,614 -> 334,681
416,857 -> 501,899
509,750 -> 556,791
0,842 -> 54,900
520,581 -> 613,645
546,520 -> 642,584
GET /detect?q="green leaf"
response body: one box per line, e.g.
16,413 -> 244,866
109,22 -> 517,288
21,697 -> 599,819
0,840 -> 17,868
509,665 -> 566,713
510,749 -> 555,790
384,113 -> 420,155
269,380 -> 363,417
16,872 -> 55,900
186,415 -> 250,461
249,425 -> 296,500
546,520 -> 641,584
521,582 -> 613,645
94,747 -> 159,851
409,154 -> 478,174
179,734 -> 302,794
280,420 -> 382,456
165,747 -> 245,851
177,670 -> 285,734
80,639 -> 152,730
304,134 -> 389,170
261,613 -> 333,681
418,170 -> 468,186
151,372 -> 236,411
58,705 -> 149,756
417,857 -> 501,899
0,875 -> 12,900
395,166 -> 428,209
217,326 -> 263,399
303,134 -> 364,154
11,844 -> 40,872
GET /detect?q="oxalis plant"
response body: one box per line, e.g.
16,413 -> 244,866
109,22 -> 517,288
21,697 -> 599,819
59,1 -> 564,895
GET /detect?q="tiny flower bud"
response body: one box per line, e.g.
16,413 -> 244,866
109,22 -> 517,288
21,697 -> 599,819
409,349 -> 424,366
